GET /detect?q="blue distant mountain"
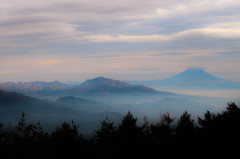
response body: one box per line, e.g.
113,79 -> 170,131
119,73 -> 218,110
169,68 -> 221,81
70,76 -> 158,94
0,81 -> 69,95
129,68 -> 240,89
0,77 -> 225,134
0,90 -> 123,134
56,96 -> 117,113
0,77 -> 159,96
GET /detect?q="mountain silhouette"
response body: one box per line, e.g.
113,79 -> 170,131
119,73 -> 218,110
0,81 -> 69,94
169,68 -> 222,81
70,76 -> 157,94
129,68 -> 240,89
0,77 -> 160,97
56,96 -> 117,113
0,90 -> 123,134
0,90 -> 73,121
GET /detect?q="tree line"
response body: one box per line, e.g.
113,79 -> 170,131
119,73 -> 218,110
0,102 -> 240,158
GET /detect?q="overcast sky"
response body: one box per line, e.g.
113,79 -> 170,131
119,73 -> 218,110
0,0 -> 240,82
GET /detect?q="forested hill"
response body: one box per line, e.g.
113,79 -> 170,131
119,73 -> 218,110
0,102 -> 240,158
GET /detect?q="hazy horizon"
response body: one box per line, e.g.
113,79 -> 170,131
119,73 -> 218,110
0,67 -> 240,83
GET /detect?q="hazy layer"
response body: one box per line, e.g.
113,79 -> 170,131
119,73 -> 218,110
159,89 -> 240,99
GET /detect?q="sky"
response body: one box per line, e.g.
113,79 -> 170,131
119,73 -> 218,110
0,0 -> 240,82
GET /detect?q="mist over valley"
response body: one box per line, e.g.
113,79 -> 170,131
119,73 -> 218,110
1,69 -> 238,134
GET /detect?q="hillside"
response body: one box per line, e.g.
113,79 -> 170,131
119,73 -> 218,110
70,76 -> 158,94
0,90 -> 123,133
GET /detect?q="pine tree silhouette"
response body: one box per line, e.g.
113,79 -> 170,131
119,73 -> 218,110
176,111 -> 195,138
150,112 -> 175,143
118,111 -> 143,157
1,102 -> 240,158
94,117 -> 117,159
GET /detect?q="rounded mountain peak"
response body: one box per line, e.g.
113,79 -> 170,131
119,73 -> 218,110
81,76 -> 131,88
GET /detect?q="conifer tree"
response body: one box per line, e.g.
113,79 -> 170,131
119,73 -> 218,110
176,111 -> 195,138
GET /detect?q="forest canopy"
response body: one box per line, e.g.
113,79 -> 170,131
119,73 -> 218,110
0,102 -> 240,158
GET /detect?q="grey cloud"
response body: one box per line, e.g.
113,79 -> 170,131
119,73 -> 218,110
1,0 -> 240,44
82,55 -> 119,58
137,68 -> 160,71
0,0 -> 240,81
216,51 -> 240,56
151,52 -> 188,56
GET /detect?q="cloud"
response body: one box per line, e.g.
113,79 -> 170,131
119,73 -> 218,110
37,59 -> 62,66
81,27 -> 240,43
151,52 -> 188,56
0,22 -> 83,38
1,0 -> 240,46
82,55 -> 119,59
216,51 -> 240,56
137,68 -> 160,72
1,0 -> 240,81
155,0 -> 240,18
208,22 -> 240,29
81,34 -> 167,43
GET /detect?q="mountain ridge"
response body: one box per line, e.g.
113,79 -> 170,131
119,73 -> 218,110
0,76 -> 159,96
0,89 -> 123,134
70,76 -> 157,94
0,81 -> 69,93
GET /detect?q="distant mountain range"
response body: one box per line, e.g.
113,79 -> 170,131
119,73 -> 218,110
0,77 -> 166,133
1,69 -> 239,95
0,72 -> 234,134
128,68 -> 240,89
0,77 -> 158,96
0,73 -> 228,134
0,81 -> 69,94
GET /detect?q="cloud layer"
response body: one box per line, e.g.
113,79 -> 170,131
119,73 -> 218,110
0,0 -> 240,81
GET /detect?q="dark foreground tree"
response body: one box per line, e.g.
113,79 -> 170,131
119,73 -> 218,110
175,111 -> 196,154
118,111 -> 142,140
95,117 -> 117,144
150,112 -> 175,143
51,121 -> 80,144
196,102 -> 240,154
94,117 -> 117,159
49,120 -> 88,158
118,111 -> 143,157
176,111 -> 195,138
